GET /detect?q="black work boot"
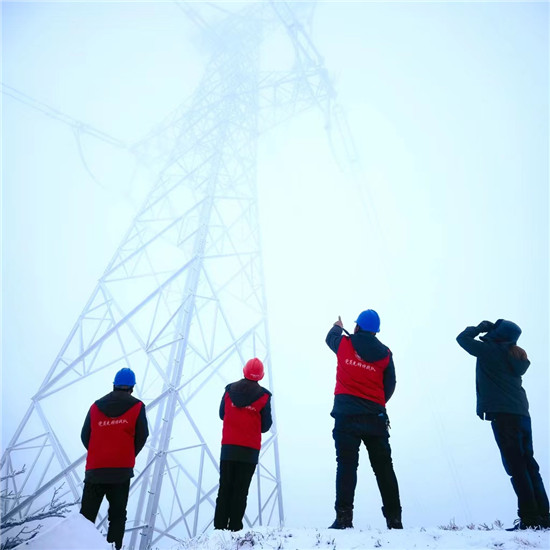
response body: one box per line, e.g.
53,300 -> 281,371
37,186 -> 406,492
382,506 -> 403,529
506,519 -> 533,531
329,508 -> 353,529
538,513 -> 550,530
506,511 -> 542,531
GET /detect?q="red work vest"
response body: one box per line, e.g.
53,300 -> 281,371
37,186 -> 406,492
86,402 -> 142,470
335,337 -> 389,406
221,392 -> 269,450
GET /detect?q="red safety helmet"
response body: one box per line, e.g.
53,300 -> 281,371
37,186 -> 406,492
243,358 -> 264,381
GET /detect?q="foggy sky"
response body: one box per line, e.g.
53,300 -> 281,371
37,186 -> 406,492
2,0 -> 548,531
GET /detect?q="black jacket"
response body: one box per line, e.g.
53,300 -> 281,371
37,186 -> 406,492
219,378 -> 272,464
81,389 -> 149,483
326,325 -> 396,417
456,322 -> 530,419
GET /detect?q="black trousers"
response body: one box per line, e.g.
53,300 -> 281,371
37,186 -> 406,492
214,460 -> 256,531
333,425 -> 401,517
80,480 -> 130,550
491,414 -> 549,521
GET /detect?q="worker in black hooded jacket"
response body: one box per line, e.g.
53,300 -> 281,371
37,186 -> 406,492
325,310 -> 402,531
80,367 -> 149,549
213,358 -> 272,531
457,319 -> 549,531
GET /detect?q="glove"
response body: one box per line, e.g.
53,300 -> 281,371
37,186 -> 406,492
477,320 -> 495,333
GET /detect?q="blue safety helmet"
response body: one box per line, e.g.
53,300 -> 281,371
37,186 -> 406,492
355,309 -> 380,333
113,368 -> 136,387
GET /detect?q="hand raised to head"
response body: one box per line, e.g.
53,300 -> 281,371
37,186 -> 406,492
477,320 -> 495,333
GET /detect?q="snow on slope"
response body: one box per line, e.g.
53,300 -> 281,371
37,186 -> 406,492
12,512 -> 109,549
11,513 -> 550,550
204,526 -> 550,550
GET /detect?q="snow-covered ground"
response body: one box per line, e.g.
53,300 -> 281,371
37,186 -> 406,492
10,512 -> 550,550
189,526 -> 550,550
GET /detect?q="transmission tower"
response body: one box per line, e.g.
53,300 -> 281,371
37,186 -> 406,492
1,2 -> 340,548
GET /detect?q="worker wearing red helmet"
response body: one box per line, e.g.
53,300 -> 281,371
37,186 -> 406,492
213,358 -> 273,531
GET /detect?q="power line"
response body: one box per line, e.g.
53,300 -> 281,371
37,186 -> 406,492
1,83 -> 127,149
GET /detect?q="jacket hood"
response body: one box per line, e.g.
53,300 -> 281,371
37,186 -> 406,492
480,319 -> 521,345
349,330 -> 389,362
226,378 -> 269,408
95,390 -> 140,417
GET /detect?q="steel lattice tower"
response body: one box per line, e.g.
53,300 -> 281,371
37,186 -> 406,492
1,3 -> 338,548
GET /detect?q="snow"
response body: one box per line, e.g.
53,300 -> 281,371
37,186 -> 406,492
13,512 -> 109,549
207,527 -> 549,550
12,513 -> 550,550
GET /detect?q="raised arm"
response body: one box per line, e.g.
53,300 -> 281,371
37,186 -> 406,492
326,317 -> 344,354
456,321 -> 494,357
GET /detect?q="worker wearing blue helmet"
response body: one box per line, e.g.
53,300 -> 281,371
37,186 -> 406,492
325,309 -> 402,531
80,368 -> 149,550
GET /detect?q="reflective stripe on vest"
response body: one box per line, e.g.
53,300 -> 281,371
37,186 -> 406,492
221,392 -> 269,450
335,337 -> 389,406
86,402 -> 142,470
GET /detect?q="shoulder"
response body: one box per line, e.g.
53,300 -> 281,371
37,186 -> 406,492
338,334 -> 351,346
373,336 -> 392,359
380,342 -> 392,356
124,395 -> 145,414
94,391 -> 113,406
371,333 -> 389,350
118,392 -> 144,411
121,392 -> 142,406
